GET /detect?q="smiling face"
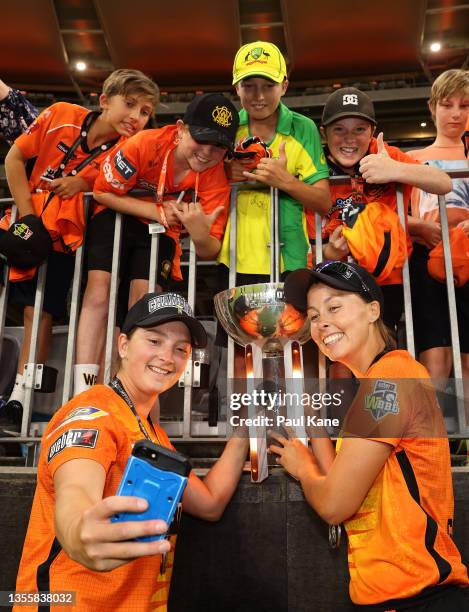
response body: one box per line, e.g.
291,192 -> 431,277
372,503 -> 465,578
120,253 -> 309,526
323,117 -> 374,172
307,283 -> 381,369
117,321 -> 192,397
100,92 -> 154,137
432,94 -> 469,141
175,122 -> 228,173
235,76 -> 288,121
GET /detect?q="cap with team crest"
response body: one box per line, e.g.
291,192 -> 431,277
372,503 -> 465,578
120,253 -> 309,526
232,41 -> 287,85
321,87 -> 376,127
183,93 -> 239,153
122,292 -> 207,348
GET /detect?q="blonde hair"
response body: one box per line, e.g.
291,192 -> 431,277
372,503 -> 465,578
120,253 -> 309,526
428,69 -> 469,117
102,69 -> 160,109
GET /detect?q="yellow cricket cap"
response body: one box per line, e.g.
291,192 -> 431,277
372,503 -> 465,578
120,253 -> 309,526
232,41 -> 287,85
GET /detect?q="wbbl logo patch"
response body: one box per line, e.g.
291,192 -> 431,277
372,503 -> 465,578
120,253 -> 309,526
48,428 -> 99,462
364,380 -> 399,421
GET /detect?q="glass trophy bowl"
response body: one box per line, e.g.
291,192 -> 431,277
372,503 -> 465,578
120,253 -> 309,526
214,283 -> 310,353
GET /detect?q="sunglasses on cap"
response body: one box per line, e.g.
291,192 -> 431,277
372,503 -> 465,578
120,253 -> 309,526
314,260 -> 375,302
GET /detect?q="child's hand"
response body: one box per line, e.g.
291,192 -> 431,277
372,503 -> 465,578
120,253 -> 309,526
171,201 -> 224,242
416,219 -> 441,249
324,225 -> 349,259
225,159 -> 251,182
49,176 -> 90,198
359,132 -> 399,184
243,141 -> 293,190
160,200 -> 183,226
457,219 -> 469,236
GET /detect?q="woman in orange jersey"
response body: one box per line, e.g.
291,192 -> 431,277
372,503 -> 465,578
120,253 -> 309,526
270,261 -> 469,611
14,292 -> 248,612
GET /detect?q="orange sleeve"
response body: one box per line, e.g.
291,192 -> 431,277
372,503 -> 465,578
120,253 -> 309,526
14,102 -> 63,160
197,163 -> 230,240
45,409 -> 119,479
93,134 -> 143,196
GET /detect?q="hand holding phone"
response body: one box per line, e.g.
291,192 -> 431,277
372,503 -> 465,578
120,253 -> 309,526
112,440 -> 191,542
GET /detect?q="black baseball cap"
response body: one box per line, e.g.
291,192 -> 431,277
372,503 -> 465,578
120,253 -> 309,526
284,261 -> 384,313
0,214 -> 52,269
184,93 -> 239,152
322,87 -> 376,127
122,292 -> 207,348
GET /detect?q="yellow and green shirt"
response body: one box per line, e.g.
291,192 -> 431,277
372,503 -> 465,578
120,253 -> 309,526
218,102 -> 329,274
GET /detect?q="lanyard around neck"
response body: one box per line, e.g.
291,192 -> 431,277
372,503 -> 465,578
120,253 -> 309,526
53,111 -> 119,180
109,376 -> 161,444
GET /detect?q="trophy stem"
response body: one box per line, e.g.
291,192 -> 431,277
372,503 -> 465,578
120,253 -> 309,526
246,344 -> 268,483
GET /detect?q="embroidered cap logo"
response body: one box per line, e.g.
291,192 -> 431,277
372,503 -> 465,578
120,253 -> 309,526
13,222 -> 33,241
212,106 -> 232,128
245,47 -> 270,64
342,94 -> 358,106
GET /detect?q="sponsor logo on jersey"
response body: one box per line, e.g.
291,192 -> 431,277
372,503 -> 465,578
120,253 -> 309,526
48,428 -> 99,462
57,141 -> 72,155
114,149 -> 136,179
364,380 -> 399,421
46,406 -> 108,439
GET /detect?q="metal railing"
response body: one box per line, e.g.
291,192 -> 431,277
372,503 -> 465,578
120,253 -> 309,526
0,169 -> 468,461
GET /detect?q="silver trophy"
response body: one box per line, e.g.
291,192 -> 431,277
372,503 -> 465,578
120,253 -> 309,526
215,282 -> 310,482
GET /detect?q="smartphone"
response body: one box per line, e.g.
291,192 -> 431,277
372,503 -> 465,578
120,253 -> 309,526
112,440 -> 191,542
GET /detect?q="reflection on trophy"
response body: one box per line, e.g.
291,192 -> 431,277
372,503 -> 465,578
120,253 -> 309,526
215,282 -> 310,482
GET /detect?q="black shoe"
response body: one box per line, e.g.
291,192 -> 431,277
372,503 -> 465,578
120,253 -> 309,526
5,400 -> 23,430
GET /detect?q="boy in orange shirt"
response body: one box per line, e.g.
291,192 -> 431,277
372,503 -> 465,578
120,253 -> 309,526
0,69 -> 159,425
310,87 -> 451,332
74,93 -> 238,394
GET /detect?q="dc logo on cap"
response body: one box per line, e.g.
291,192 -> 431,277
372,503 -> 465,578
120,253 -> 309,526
212,106 -> 232,128
342,94 -> 358,106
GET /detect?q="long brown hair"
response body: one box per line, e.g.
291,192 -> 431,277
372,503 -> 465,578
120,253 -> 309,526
376,318 -> 397,350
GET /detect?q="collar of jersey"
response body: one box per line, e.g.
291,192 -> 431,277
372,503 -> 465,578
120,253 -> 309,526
238,102 -> 293,136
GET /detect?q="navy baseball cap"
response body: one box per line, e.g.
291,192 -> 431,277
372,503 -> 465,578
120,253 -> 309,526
122,292 -> 207,348
284,261 -> 384,313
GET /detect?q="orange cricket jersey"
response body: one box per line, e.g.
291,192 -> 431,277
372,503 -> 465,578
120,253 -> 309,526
0,102 -> 121,242
14,385 -> 180,612
337,350 -> 469,605
16,102 -> 117,191
307,138 -> 417,284
93,124 -> 230,279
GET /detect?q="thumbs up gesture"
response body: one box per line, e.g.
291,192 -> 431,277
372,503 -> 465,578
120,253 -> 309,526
359,132 -> 398,184
243,140 -> 293,190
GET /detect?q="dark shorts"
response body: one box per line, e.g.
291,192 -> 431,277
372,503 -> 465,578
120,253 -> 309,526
214,264 -> 289,347
8,250 -> 75,320
86,209 -> 175,286
380,283 -> 404,332
410,243 -> 469,354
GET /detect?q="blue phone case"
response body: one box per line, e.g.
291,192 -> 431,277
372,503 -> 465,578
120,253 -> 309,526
112,446 -> 189,542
